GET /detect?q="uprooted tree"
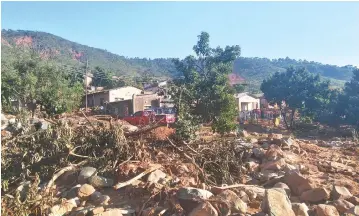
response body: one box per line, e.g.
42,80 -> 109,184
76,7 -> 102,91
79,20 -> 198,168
260,67 -> 332,130
169,32 -> 240,138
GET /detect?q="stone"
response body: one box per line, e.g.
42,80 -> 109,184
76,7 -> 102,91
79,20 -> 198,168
250,138 -> 258,144
347,196 -> 359,205
62,184 -> 81,199
49,198 -> 80,216
291,203 -> 309,216
92,195 -> 110,206
177,187 -> 213,212
78,184 -> 96,199
300,188 -> 330,203
146,170 -> 166,184
91,207 -> 105,215
282,137 -> 295,149
238,190 -> 249,202
239,130 -> 249,138
246,161 -> 259,172
283,171 -> 313,196
260,158 -> 286,171
274,182 -> 291,197
88,176 -> 114,188
253,148 -> 265,159
316,204 -> 340,216
264,145 -> 285,161
188,201 -> 218,216
283,164 -> 298,174
261,188 -> 295,216
78,167 -> 97,184
268,133 -> 283,140
216,190 -> 247,213
332,186 -> 353,200
344,206 -> 359,216
333,200 -> 355,213
93,208 -> 124,216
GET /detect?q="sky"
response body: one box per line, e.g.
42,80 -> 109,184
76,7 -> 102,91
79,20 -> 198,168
1,1 -> 359,66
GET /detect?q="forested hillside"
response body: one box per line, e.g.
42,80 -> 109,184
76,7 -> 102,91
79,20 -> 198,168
2,29 -> 356,91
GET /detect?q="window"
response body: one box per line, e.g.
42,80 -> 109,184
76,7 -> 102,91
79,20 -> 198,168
100,98 -> 104,106
133,111 -> 143,117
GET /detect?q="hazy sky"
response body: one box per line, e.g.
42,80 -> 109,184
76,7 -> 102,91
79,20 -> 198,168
1,1 -> 359,66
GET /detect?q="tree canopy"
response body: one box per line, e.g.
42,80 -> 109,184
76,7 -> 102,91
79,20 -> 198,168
261,67 -> 332,129
170,32 -> 240,137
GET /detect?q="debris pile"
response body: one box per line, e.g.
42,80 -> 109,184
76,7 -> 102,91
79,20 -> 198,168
1,112 -> 359,216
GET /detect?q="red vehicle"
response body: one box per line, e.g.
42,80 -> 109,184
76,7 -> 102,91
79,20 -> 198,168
122,110 -> 175,126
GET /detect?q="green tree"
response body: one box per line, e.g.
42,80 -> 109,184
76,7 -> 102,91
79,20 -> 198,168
261,67 -> 331,129
170,32 -> 240,138
335,68 -> 359,128
1,47 -> 83,115
233,83 -> 247,93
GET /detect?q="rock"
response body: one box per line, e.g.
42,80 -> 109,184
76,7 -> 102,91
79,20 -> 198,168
146,169 -> 166,184
246,161 -> 259,172
239,130 -> 249,138
274,182 -> 291,197
300,188 -> 330,203
250,138 -> 259,144
62,184 -> 81,199
283,171 -> 313,196
238,190 -> 250,202
49,198 -> 80,216
216,190 -> 247,213
291,203 -> 309,216
283,164 -> 298,174
177,187 -> 213,212
316,204 -> 340,216
347,196 -> 359,205
188,201 -> 218,216
333,200 -> 355,213
344,206 -> 359,216
282,137 -> 295,149
332,186 -> 353,200
260,158 -> 286,171
260,170 -> 279,181
92,195 -> 110,206
268,133 -> 283,140
253,148 -> 265,159
78,184 -> 96,199
88,176 -> 114,188
78,167 -> 97,184
91,207 -> 105,215
265,145 -> 285,161
261,188 -> 295,216
93,208 -> 124,216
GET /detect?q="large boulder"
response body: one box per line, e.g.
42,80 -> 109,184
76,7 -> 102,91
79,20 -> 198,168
274,182 -> 291,197
283,171 -> 313,196
216,190 -> 247,214
316,204 -> 340,216
300,188 -> 330,203
261,188 -> 295,216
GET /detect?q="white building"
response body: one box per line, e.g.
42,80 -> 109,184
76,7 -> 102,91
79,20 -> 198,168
235,93 -> 260,111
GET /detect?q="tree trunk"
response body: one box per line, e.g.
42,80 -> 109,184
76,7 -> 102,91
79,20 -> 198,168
280,105 -> 290,130
290,109 -> 296,129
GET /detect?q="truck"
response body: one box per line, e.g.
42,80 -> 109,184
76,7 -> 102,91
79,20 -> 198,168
122,110 -> 176,126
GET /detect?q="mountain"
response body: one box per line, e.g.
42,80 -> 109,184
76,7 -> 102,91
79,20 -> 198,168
1,29 -> 356,91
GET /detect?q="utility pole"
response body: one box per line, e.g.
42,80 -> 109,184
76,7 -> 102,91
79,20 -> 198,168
85,59 -> 88,110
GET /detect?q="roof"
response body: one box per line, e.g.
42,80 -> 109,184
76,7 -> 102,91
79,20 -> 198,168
87,86 -> 141,95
